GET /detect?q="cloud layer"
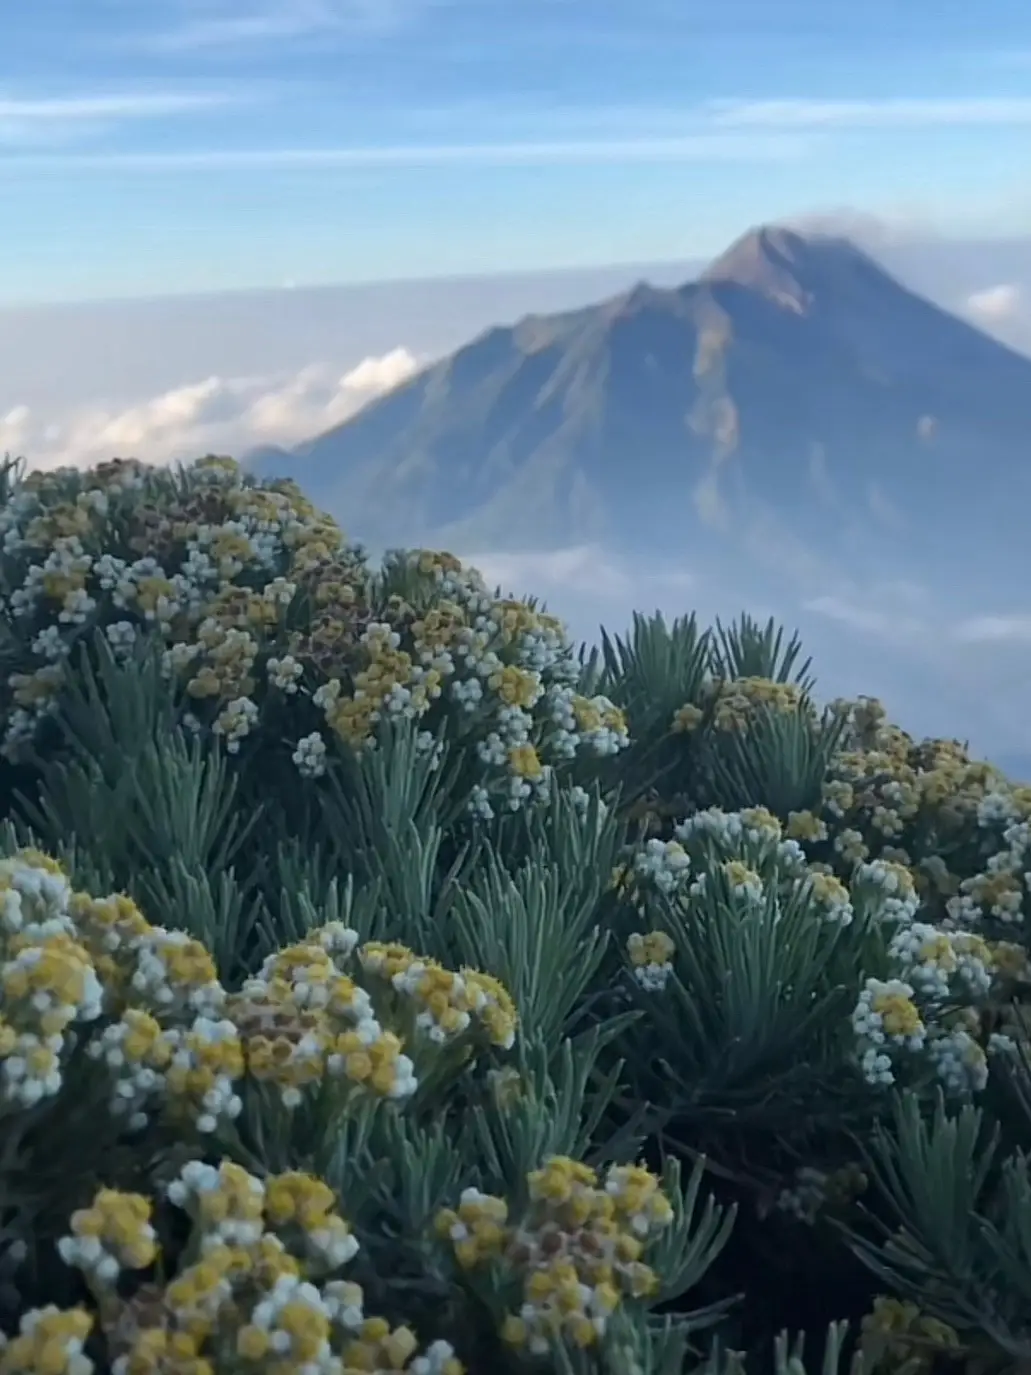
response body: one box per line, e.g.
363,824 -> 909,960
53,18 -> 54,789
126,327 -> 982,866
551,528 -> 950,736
8,87 -> 1031,168
1,347 -> 420,471
0,134 -> 815,172
463,546 -> 1031,768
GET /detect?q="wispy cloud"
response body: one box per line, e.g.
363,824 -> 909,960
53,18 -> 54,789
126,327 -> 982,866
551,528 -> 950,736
0,132 -> 814,174
465,545 -> 698,604
802,593 -> 930,641
706,97 -> 1031,129
966,283 -> 1022,323
954,614 -> 1031,644
139,0 -> 417,51
777,206 -> 940,245
144,10 -> 329,51
0,92 -> 231,121
0,89 -> 239,150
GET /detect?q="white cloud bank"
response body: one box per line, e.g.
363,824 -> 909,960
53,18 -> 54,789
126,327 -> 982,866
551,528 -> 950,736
1,347 -> 420,471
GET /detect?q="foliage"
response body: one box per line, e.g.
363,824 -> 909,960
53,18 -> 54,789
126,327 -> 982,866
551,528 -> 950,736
0,453 -> 1030,1374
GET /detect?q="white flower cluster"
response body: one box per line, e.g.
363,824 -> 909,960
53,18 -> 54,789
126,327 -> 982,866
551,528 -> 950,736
927,1025 -> 989,1095
847,843 -> 1003,1095
851,977 -> 927,1087
0,856 -> 102,1108
633,839 -> 691,894
0,460 -> 323,761
292,730 -> 329,778
626,931 -> 675,991
798,870 -> 854,926
946,818 -> 1030,929
167,1159 -> 267,1245
887,923 -> 992,1001
853,859 -> 921,925
673,807 -> 806,873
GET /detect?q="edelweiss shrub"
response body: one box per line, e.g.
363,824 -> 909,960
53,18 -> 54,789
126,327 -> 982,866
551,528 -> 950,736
0,849 -> 700,1374
658,673 -> 1031,1106
776,700 -> 1031,1091
1,1159 -> 465,1375
613,803 -> 1015,1106
671,674 -> 815,738
0,456 -> 627,820
793,697 -> 1031,919
434,1157 -> 673,1356
0,844 -> 517,1168
7,1154 -> 685,1374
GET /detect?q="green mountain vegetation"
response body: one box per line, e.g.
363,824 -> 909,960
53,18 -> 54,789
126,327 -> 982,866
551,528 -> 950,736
0,453 -> 1029,1375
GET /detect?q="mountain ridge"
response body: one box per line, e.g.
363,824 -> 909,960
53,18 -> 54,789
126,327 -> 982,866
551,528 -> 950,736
247,223 -> 1031,573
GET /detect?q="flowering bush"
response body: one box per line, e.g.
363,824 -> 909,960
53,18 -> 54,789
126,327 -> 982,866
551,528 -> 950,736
5,458 -> 1031,1373
0,456 -> 627,822
0,839 -> 734,1374
4,1158 -> 465,1375
0,847 -> 514,1137
612,801 -> 1013,1117
435,1157 -> 673,1355
4,1149 -> 696,1375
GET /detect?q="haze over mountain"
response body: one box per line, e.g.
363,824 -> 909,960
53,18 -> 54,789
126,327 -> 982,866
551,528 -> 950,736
249,226 -> 1031,576
247,225 -> 1031,767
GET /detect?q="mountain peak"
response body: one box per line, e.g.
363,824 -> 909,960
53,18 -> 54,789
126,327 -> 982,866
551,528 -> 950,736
699,223 -> 886,313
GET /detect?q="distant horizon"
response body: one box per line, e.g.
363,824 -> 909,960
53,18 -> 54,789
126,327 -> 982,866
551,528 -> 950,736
6,220 -> 1031,314
0,252 -> 701,314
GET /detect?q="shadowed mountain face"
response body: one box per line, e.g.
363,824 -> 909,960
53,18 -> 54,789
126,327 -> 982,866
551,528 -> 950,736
247,225 -> 1031,760
248,226 -> 1031,590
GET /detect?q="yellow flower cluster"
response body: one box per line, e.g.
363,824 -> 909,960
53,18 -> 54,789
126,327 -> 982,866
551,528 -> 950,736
42,1160 -> 464,1375
860,1295 -> 961,1375
803,869 -> 854,926
0,850 -> 104,1110
0,851 -> 517,1145
669,675 -> 812,737
0,848 -> 248,1133
227,926 -> 518,1108
719,859 -> 765,904
0,456 -> 628,817
0,1304 -> 94,1375
435,1156 -> 673,1356
851,978 -> 927,1087
57,1189 -> 159,1283
360,940 -> 518,1050
626,930 -> 676,991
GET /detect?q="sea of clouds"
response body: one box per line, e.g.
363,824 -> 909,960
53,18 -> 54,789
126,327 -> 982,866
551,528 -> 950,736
0,346 -> 421,472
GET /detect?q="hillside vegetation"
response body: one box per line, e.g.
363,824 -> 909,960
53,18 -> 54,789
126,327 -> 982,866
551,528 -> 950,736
0,453 -> 1028,1375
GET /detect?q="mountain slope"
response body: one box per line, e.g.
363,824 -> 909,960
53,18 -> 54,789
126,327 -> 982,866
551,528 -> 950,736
247,225 -> 1031,576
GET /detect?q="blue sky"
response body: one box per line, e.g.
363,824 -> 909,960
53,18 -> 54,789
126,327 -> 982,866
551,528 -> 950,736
3,0 -> 1031,302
